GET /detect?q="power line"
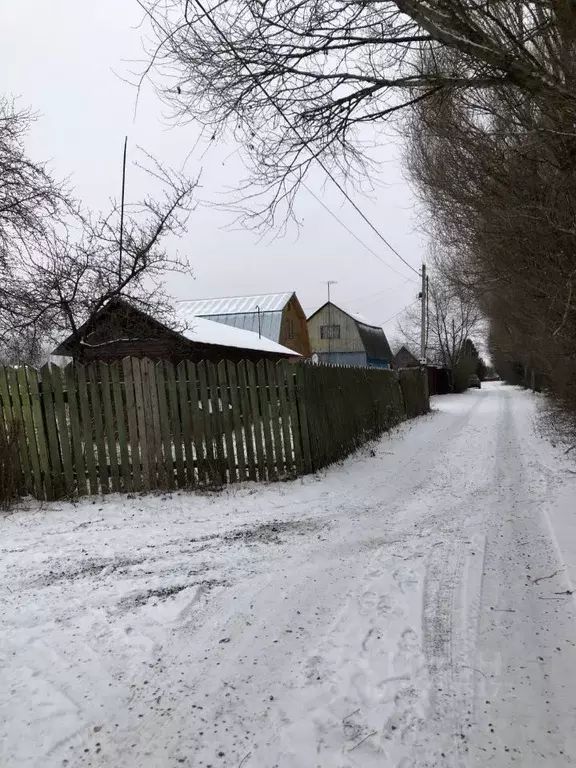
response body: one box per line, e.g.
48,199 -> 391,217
380,299 -> 420,326
303,183 -> 418,283
190,0 -> 421,279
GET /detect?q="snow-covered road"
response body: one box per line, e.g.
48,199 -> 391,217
2,383 -> 576,767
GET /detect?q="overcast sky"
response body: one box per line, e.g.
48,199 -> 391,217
1,0 -> 428,341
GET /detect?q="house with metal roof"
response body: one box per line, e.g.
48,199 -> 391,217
177,292 -> 312,357
52,298 -> 300,365
307,302 -> 393,369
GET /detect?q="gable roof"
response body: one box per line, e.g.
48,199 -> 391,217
308,302 -> 393,362
394,345 -> 419,367
52,298 -> 299,358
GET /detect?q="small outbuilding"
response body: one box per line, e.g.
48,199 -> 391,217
52,298 -> 300,365
177,292 -> 311,358
307,302 -> 393,368
393,345 -> 420,369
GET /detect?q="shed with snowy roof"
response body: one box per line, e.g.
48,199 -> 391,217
176,292 -> 312,358
52,298 -> 300,365
307,302 -> 393,369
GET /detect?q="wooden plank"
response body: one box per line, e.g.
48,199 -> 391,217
155,362 -> 174,489
140,359 -> 158,489
76,364 -> 98,495
110,362 -> 131,493
131,358 -> 150,492
256,360 -> 275,480
88,362 -> 109,494
246,361 -> 265,481
165,361 -> 185,488
122,358 -> 141,493
64,365 -> 86,496
5,367 -> 31,493
51,364 -> 75,495
285,365 -> 303,474
266,361 -> 285,476
295,364 -> 313,473
237,361 -> 256,481
217,361 -> 236,483
15,366 -> 42,498
147,359 -> 166,488
100,363 -> 120,493
176,361 -> 194,487
207,361 -> 227,485
0,366 -> 23,492
39,364 -> 65,498
276,362 -> 295,475
186,361 -> 205,487
226,361 -> 247,482
197,361 -> 217,486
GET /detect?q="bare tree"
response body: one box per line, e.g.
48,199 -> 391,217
0,103 -> 197,363
140,0 -> 576,224
398,274 -> 482,389
0,98 -> 75,268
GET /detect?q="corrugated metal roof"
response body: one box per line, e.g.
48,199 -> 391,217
176,292 -> 292,344
177,292 -> 293,319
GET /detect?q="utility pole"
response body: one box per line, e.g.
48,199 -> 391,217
420,263 -> 427,364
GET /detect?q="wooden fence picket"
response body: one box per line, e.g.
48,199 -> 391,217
155,362 -> 175,489
217,361 -> 236,483
276,362 -> 294,474
51,364 -> 75,495
165,361 -> 185,488
76,364 -> 98,495
111,361 -> 131,493
237,361 -> 256,481
226,361 -> 247,482
266,361 -> 284,477
100,364 -> 120,493
187,361 -> 205,487
246,361 -> 265,480
256,361 -> 275,480
88,363 -> 109,494
176,360 -> 194,487
122,358 -> 141,492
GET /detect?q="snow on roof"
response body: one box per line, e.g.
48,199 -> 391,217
181,315 -> 299,357
177,292 -> 293,319
345,309 -> 380,328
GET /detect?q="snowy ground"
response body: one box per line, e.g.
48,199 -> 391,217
2,383 -> 576,767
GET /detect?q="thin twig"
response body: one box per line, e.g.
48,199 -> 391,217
348,731 -> 377,752
342,708 -> 360,723
238,752 -> 251,767
531,569 -> 563,585
461,665 -> 488,679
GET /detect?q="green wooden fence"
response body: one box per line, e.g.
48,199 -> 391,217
0,359 -> 427,500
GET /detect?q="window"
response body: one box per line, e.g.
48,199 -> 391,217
286,319 -> 294,340
320,324 -> 341,340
